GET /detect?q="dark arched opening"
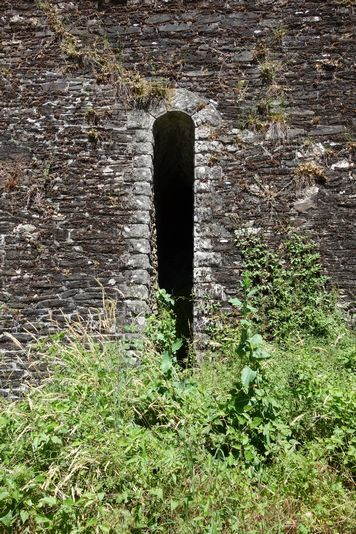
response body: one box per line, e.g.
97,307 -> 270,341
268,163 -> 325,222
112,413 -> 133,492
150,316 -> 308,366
153,111 -> 194,354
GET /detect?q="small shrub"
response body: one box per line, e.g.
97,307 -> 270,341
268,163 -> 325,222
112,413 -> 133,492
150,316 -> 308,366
272,26 -> 287,41
268,109 -> 288,124
130,77 -> 171,109
234,79 -> 248,102
210,275 -> 293,472
145,289 -> 181,355
87,128 -> 100,143
253,42 -> 269,61
259,60 -> 280,83
239,98 -> 288,132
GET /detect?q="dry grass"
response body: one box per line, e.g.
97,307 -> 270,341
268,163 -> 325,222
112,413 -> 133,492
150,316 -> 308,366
37,1 -> 170,108
295,161 -> 327,187
0,160 -> 28,191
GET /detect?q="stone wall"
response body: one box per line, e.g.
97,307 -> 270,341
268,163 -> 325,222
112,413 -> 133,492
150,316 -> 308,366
0,0 -> 354,396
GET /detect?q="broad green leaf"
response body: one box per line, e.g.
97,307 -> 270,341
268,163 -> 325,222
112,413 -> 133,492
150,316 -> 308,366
248,333 -> 263,348
241,366 -> 257,392
251,417 -> 263,428
38,496 -> 57,508
252,348 -> 271,360
246,304 -> 258,314
150,487 -> 163,499
173,379 -> 193,392
0,416 -> 8,428
0,511 -> 13,527
247,287 -> 258,297
161,352 -> 172,374
50,436 -> 62,445
170,500 -> 179,511
229,298 -> 242,308
242,273 -> 251,288
172,338 -> 183,354
241,434 -> 249,445
20,510 -> 29,523
244,448 -> 255,462
35,514 -> 52,525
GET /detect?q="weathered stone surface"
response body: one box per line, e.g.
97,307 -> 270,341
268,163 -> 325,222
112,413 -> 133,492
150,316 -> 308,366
293,186 -> 319,213
0,0 -> 354,394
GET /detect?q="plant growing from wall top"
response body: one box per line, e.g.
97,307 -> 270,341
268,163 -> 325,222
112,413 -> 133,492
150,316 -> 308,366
37,1 -> 170,108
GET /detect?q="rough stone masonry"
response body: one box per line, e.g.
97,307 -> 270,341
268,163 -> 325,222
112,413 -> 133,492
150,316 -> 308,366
0,0 -> 354,396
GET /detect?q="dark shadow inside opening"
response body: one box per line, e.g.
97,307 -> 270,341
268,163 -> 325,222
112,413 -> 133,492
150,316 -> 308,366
153,111 -> 194,356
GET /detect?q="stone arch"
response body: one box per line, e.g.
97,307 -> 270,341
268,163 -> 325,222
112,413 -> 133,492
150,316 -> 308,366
153,110 -> 195,348
126,89 -> 223,347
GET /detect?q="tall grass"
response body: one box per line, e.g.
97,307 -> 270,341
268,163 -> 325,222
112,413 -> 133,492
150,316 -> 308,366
0,302 -> 355,533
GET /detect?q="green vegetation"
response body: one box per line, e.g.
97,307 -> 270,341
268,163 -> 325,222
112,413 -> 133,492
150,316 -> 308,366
238,97 -> 288,132
0,234 -> 355,533
258,61 -> 281,84
234,232 -> 339,341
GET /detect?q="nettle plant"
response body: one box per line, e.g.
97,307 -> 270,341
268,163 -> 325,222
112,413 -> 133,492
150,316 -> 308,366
211,275 -> 293,471
145,289 -> 183,360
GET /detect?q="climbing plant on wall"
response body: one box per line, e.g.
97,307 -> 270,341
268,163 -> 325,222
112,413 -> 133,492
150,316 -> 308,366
235,231 -> 340,341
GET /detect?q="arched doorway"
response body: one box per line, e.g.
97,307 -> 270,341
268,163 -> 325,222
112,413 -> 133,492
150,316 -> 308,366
153,111 -> 194,351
